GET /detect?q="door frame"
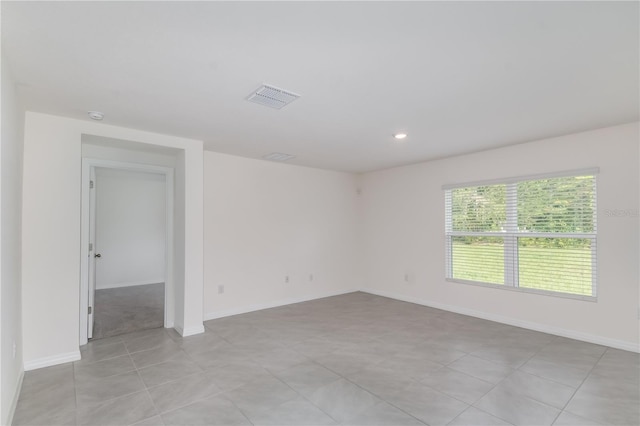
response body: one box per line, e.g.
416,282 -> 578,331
80,158 -> 175,345
87,166 -> 96,339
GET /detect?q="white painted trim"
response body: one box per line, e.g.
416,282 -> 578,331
97,280 -> 164,290
87,165 -> 96,339
204,289 -> 359,321
442,167 -> 600,190
174,325 -> 205,337
360,288 -> 640,353
23,351 -> 81,371
80,158 -> 174,346
5,369 -> 24,426
164,166 -> 175,331
80,160 -> 91,344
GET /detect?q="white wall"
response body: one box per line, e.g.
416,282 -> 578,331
360,122 -> 640,351
1,54 -> 24,425
203,152 -> 361,318
95,168 -> 166,289
21,112 -> 204,369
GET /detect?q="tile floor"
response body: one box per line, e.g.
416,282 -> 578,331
13,292 -> 640,426
92,283 -> 165,340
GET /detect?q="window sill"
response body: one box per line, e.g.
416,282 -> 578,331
446,278 -> 597,302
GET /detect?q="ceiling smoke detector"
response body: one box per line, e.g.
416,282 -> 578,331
88,111 -> 104,120
247,84 -> 300,109
263,152 -> 296,162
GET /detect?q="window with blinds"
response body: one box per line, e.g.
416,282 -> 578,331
444,170 -> 597,299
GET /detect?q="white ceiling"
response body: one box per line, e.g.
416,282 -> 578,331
2,1 -> 638,173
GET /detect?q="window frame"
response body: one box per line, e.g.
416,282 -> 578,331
444,168 -> 598,301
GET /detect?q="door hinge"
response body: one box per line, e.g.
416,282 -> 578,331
88,306 -> 92,315
89,243 -> 93,251
90,180 -> 94,189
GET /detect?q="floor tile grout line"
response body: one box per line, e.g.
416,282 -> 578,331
141,354 -> 276,422
472,374 -> 559,426
460,342 -> 577,426
214,393 -> 256,426
74,354 -> 137,382
75,360 -> 147,412
510,335 -> 590,389
151,355 -> 316,425
455,351 -> 537,426
129,344 -> 164,426
550,346 -> 610,425
337,376 -> 430,425
76,388 -> 154,421
416,369 -> 495,406
445,405 -> 514,426
149,388 -> 235,422
267,362 -> 374,426
463,337 -> 608,426
129,334 -> 201,426
77,329 -> 170,424
305,355 -> 437,426
432,366 -> 513,412
229,372 -> 309,425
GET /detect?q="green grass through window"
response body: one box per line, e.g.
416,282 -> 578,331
452,242 -> 593,296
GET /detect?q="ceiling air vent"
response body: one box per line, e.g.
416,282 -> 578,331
263,152 -> 296,162
247,84 -> 300,109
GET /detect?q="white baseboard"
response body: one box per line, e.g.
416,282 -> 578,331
24,350 -> 81,371
361,288 -> 640,353
5,369 -> 24,426
97,280 -> 163,290
174,324 -> 205,337
204,289 -> 359,321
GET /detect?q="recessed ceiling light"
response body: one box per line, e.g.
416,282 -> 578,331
88,111 -> 104,120
393,133 -> 407,140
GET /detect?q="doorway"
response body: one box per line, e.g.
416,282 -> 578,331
80,158 -> 174,345
90,167 -> 166,339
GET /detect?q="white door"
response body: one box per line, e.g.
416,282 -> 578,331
87,166 -> 98,339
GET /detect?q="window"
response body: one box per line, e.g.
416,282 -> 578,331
444,169 -> 597,299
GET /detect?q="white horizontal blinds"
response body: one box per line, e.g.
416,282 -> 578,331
449,184 -> 506,233
518,238 -> 595,296
515,176 -> 596,235
444,191 -> 452,278
504,183 -> 518,287
451,236 -> 505,284
446,184 -> 507,285
445,172 -> 597,298
514,175 -> 596,296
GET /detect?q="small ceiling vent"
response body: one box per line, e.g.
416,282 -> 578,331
263,152 -> 296,162
247,84 -> 300,109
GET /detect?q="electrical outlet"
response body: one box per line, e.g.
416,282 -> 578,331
218,285 -> 224,294
285,275 -> 289,283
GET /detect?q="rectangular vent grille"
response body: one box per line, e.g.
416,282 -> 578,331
247,85 -> 300,109
263,152 -> 296,162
